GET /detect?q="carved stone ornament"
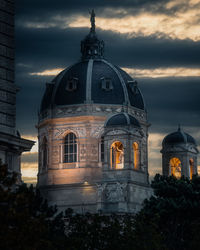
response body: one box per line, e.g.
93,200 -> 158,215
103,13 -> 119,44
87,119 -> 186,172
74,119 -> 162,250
56,109 -> 64,115
96,183 -> 107,202
105,184 -> 118,202
116,108 -> 122,113
95,107 -> 101,112
53,127 -> 85,138
165,145 -> 187,152
106,129 -> 127,136
90,126 -> 104,138
105,182 -> 127,202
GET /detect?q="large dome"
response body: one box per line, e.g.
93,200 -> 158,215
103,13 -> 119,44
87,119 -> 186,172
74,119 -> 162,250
40,12 -> 145,114
40,60 -> 145,112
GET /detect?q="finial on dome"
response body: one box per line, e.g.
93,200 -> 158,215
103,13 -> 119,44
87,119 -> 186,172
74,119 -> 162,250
178,124 -> 181,131
90,9 -> 95,33
80,10 -> 104,60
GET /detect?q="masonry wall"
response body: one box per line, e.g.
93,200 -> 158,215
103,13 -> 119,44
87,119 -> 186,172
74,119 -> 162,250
0,0 -> 16,135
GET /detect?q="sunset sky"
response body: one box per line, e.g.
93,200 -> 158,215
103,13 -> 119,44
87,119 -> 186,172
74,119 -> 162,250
15,0 -> 200,183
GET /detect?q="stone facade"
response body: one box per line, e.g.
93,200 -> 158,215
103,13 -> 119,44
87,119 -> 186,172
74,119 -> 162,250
0,0 -> 34,173
37,104 -> 152,213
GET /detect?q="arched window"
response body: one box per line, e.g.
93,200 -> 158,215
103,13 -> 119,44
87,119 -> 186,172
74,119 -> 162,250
170,157 -> 181,178
133,142 -> 139,169
42,137 -> 48,170
100,136 -> 104,162
64,133 -> 77,163
189,158 -> 194,179
110,141 -> 124,169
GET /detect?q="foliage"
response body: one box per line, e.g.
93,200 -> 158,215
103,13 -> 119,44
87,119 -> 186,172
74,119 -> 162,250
0,161 -> 66,250
1,160 -> 200,250
138,174 -> 200,250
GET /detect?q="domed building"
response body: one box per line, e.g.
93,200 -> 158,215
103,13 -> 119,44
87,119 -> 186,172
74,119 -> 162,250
161,126 -> 198,179
37,11 -> 152,213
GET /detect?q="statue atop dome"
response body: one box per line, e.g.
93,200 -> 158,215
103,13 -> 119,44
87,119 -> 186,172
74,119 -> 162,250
90,9 -> 95,33
81,10 -> 104,60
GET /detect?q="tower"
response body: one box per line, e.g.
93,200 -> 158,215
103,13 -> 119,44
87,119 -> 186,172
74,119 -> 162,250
0,0 -> 34,174
37,11 -> 152,213
161,126 -> 198,179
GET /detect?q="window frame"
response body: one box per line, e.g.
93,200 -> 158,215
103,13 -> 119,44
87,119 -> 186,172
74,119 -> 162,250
42,137 -> 48,171
66,77 -> 78,92
101,77 -> 113,91
63,133 -> 77,163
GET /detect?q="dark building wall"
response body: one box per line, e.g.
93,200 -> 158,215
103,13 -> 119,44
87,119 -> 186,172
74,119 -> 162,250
0,0 -> 34,172
0,0 -> 16,135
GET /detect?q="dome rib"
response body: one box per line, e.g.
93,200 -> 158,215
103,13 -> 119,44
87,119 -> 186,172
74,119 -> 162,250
85,59 -> 93,103
102,59 -> 129,105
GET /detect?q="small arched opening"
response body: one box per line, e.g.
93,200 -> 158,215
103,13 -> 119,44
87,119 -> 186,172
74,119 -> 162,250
189,158 -> 194,179
133,142 -> 139,170
170,157 -> 181,178
42,137 -> 48,171
110,141 -> 124,169
100,136 -> 104,162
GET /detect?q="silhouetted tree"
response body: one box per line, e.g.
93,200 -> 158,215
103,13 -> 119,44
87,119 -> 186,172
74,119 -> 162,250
136,174 -> 200,250
1,160 -> 200,250
0,161 -> 66,250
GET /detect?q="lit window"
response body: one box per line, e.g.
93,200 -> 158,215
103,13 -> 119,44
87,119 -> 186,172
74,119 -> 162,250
64,133 -> 77,163
66,77 -> 78,92
170,157 -> 181,178
133,142 -> 139,169
101,77 -> 113,91
110,141 -> 124,169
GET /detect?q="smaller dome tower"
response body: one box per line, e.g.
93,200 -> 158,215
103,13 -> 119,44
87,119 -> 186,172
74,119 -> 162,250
161,126 -> 198,179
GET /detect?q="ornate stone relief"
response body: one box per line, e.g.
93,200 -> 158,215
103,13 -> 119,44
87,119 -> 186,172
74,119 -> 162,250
53,127 -> 86,138
90,126 -> 104,138
96,183 -> 107,202
116,108 -> 122,113
106,129 -> 127,136
52,146 -> 59,164
105,182 -> 127,202
129,109 -> 145,120
80,144 -> 86,160
164,144 -> 198,154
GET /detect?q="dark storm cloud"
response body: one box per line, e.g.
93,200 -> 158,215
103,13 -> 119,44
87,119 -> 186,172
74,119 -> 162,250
21,153 -> 38,163
16,26 -> 200,72
140,77 -> 200,134
16,74 -> 48,135
15,0 -> 200,140
16,0 -> 169,18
